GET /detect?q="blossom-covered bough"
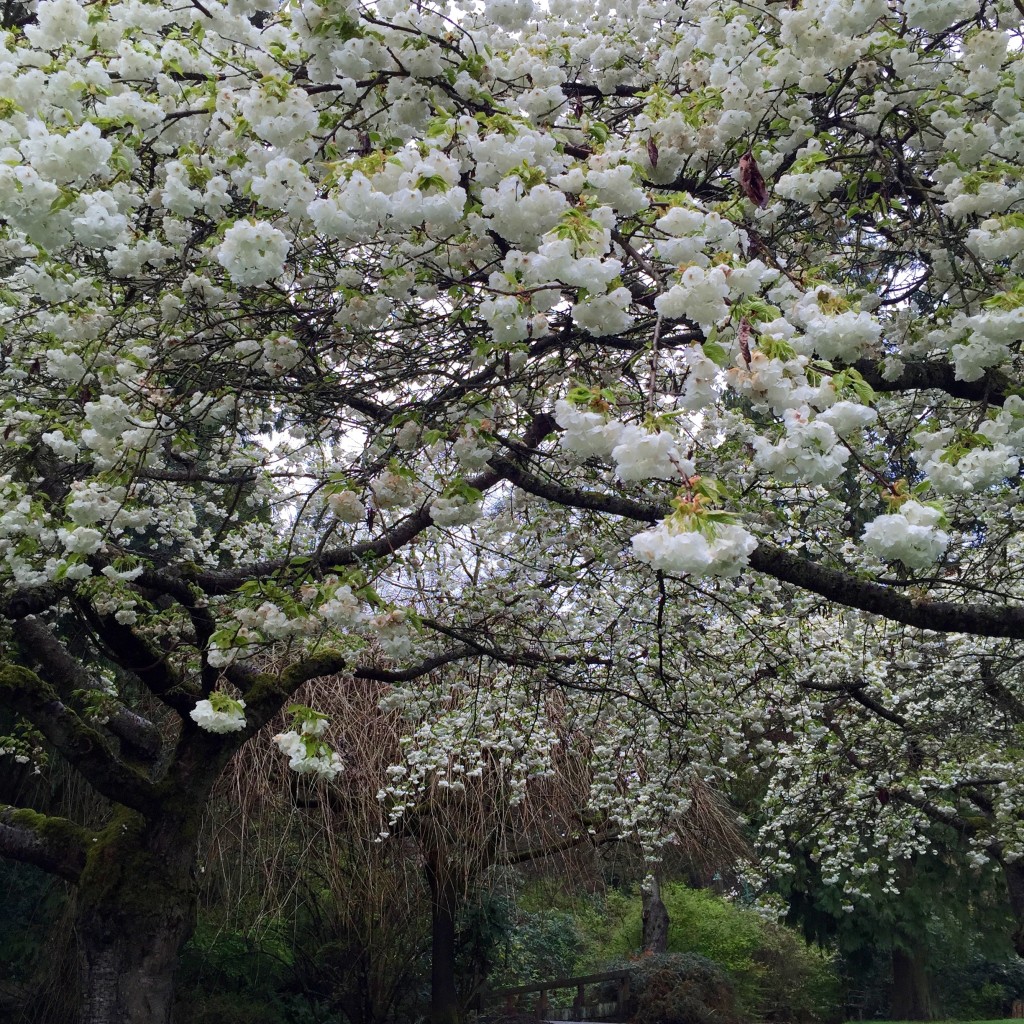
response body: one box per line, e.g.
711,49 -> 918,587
3,0 -> 1024,1018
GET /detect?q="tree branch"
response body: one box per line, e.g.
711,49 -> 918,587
73,600 -> 195,716
193,413 -> 556,595
0,665 -> 159,815
850,358 -> 1009,405
505,823 -> 618,865
492,456 -> 1024,640
194,468 -> 502,595
353,646 -> 480,682
241,650 -> 352,728
0,805 -> 89,882
12,617 -> 162,762
3,585 -> 64,620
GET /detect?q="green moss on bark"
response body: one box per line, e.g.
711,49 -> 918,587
77,809 -> 194,918
5,806 -> 90,849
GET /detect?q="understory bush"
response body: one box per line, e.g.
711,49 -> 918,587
174,922 -> 328,1024
952,955 -> 1024,1018
485,888 -> 592,983
625,952 -> 740,1024
606,883 -> 841,1023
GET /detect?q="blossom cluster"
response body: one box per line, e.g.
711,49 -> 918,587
631,519 -> 757,578
273,711 -> 343,780
862,501 -> 950,570
190,695 -> 247,734
553,400 -> 694,482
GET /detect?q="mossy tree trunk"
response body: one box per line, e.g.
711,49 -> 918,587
75,810 -> 201,1024
642,873 -> 669,954
0,626 -> 351,1024
1003,860 -> 1024,957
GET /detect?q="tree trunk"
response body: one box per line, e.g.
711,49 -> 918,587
642,874 -> 669,954
75,809 -> 199,1024
78,905 -> 192,1024
425,857 -> 461,1024
890,946 -> 933,1020
1003,860 -> 1024,956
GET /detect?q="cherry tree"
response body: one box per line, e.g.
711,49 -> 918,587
3,0 -> 1024,1019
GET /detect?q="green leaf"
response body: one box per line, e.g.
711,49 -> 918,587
49,189 -> 78,213
703,340 -> 730,367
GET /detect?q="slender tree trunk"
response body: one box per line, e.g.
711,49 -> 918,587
75,809 -> 200,1024
890,947 -> 933,1021
1003,860 -> 1024,956
642,874 -> 669,954
425,857 -> 461,1024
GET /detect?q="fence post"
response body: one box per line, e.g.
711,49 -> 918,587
573,981 -> 586,1018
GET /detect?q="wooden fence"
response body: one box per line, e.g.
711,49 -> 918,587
479,969 -> 632,1021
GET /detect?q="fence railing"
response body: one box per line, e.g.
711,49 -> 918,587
479,969 -> 631,1021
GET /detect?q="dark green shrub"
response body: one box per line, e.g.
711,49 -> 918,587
180,993 -> 294,1024
174,922 -> 331,1024
626,952 -> 741,1024
605,884 -> 840,1023
939,952 -> 1024,1019
476,886 -> 591,993
752,921 -> 841,1023
0,863 -> 77,1024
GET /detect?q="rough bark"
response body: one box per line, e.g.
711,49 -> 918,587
642,874 -> 669,954
12,617 -> 163,762
78,904 -> 192,1024
0,806 -> 88,881
890,946 -> 933,1020
75,809 -> 200,1024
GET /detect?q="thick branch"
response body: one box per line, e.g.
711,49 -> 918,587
747,544 -> 1024,639
0,665 -> 158,814
241,649 -> 351,728
851,358 -> 1009,406
74,600 -> 194,716
0,806 -> 89,881
13,617 -> 162,762
3,585 -> 63,620
493,457 -> 1024,640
